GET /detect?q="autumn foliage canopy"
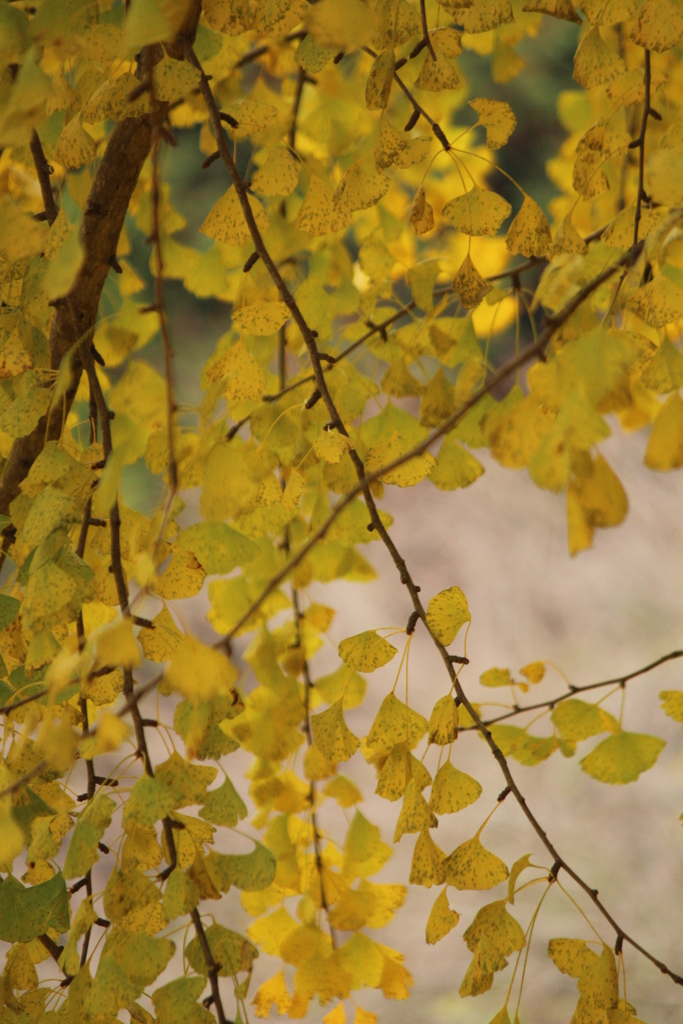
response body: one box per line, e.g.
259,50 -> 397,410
1,0 -> 683,1023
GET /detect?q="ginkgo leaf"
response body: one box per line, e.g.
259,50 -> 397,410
199,775 -> 247,827
220,340 -> 267,399
551,699 -> 618,742
375,115 -> 431,171
334,163 -> 390,216
252,970 -> 291,1017
306,0 -> 378,48
579,731 -> 665,784
365,432 -> 436,486
92,617 -> 141,670
323,1002 -> 347,1024
443,836 -> 509,890
409,829 -> 447,887
506,196 -> 552,257
454,255 -> 492,308
520,661 -> 545,683
53,114 -> 97,169
366,693 -> 429,753
548,937 -> 598,978
315,428 -> 352,464
251,150 -> 300,196
178,521 -> 259,576
428,695 -> 459,745
410,187 -> 435,235
426,586 -> 471,645
165,637 -> 238,703
460,0 -> 514,31
366,48 -> 395,110
660,689 -> 683,723
480,667 -> 512,687
310,699 -> 361,763
507,854 -> 533,904
344,811 -> 392,878
296,176 -> 348,236
627,272 -> 683,327
200,187 -> 269,246
442,186 -> 512,236
232,302 -> 290,337
429,761 -> 482,813
430,434 -> 485,490
162,867 -> 200,918
470,98 -> 516,150
338,630 -> 397,672
205,843 -> 276,892
630,0 -> 683,52
426,887 -> 460,944
573,27 -> 626,88
376,742 -> 431,801
393,779 -> 438,841
122,775 -> 176,828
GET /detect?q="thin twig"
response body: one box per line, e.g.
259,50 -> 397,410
420,0 -> 437,60
473,650 -> 683,728
633,49 -> 651,247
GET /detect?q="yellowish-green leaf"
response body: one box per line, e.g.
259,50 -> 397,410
338,630 -> 397,672
579,731 -> 665,784
199,775 -> 247,827
442,186 -> 512,236
429,761 -> 482,813
310,698 -> 361,763
232,302 -> 290,337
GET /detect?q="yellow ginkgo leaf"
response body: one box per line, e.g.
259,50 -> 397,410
480,667 -> 512,687
200,187 -> 269,246
429,434 -> 485,490
409,829 -> 447,887
232,301 -> 290,337
315,428 -> 352,464
429,761 -> 482,814
218,341 -> 266,401
376,742 -> 431,801
366,693 -> 429,754
296,175 -> 348,236
428,695 -> 459,745
460,0 -> 514,31
53,114 -> 97,169
365,432 -> 436,487
425,586 -> 471,645
506,196 -> 552,257
443,836 -> 508,890
338,630 -> 397,672
627,272 -> 683,328
630,0 -> 683,52
92,618 -> 141,670
366,48 -> 395,109
393,779 -> 438,841
660,689 -> 683,723
322,1003 -> 346,1024
251,150 -> 300,196
426,887 -> 460,944
453,254 -> 492,308
410,187 -> 435,235
353,1008 -> 377,1024
572,27 -> 626,88
164,636 -> 238,703
310,699 -> 361,763
442,186 -> 512,236
520,661 -> 545,683
252,971 -> 291,1017
469,98 -> 516,150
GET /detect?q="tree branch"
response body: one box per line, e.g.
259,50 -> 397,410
633,49 -> 651,247
29,130 -> 58,226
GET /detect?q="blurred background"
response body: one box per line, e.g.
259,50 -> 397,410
111,16 -> 683,1024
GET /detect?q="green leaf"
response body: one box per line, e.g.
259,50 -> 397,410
177,522 -> 259,575
153,976 -> 214,1024
155,752 -> 217,808
0,871 -> 70,943
86,932 -> 175,1016
162,868 -> 200,918
0,594 -> 20,631
205,842 -> 276,892
199,775 -> 247,827
186,923 -> 258,977
579,732 -> 665,784
122,774 -> 176,828
64,794 -> 116,879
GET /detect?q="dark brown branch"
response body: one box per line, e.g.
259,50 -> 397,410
0,688 -> 48,715
419,0 -> 437,60
633,50 -> 651,247
30,130 -> 58,226
190,909 -> 228,1024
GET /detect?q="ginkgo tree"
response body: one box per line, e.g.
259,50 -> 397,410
1,0 -> 683,1022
